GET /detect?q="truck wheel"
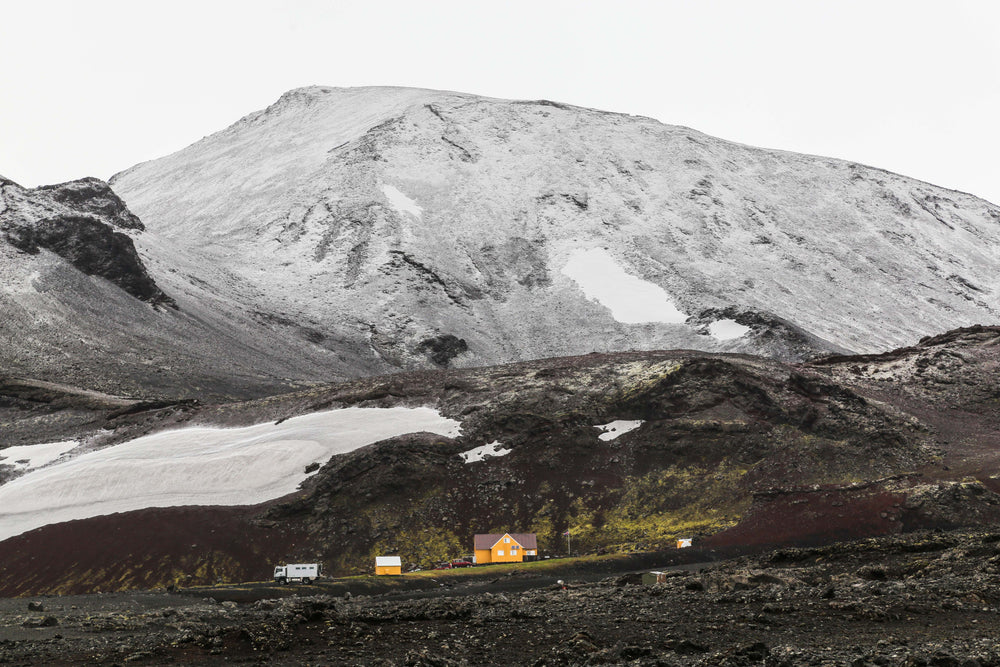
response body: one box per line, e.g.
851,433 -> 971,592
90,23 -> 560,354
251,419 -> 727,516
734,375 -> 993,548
302,578 -> 311,584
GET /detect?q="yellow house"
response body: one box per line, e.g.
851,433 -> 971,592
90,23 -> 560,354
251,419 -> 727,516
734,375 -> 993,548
473,533 -> 537,564
375,556 -> 402,575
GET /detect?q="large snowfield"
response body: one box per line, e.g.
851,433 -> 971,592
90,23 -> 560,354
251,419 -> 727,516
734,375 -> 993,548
0,407 -> 462,542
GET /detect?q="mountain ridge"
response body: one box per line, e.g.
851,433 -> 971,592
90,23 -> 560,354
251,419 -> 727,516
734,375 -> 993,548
2,86 -> 998,410
109,85 -> 1000,377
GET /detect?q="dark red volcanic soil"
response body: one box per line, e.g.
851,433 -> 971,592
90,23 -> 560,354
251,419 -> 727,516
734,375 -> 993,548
705,481 -> 910,549
0,502 -> 311,597
707,473 -> 1000,552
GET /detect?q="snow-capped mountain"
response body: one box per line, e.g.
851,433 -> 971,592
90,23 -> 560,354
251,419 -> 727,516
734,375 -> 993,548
5,86 -> 1000,405
109,86 -> 1000,373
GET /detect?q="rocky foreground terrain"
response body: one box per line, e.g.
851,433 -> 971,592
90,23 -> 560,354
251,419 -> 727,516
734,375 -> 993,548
5,529 -> 1000,665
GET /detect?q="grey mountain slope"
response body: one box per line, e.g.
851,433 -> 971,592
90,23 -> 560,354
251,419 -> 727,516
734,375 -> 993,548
0,178 -> 390,401
109,86 -> 1000,373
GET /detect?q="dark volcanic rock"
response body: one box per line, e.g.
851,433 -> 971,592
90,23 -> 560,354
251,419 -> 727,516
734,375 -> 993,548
254,348 -> 939,576
8,328 -> 1000,597
6,214 -> 174,306
416,334 -> 469,367
0,177 -> 173,306
34,177 -> 144,230
692,306 -> 853,361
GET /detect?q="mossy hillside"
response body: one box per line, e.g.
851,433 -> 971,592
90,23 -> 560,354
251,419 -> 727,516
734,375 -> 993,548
312,457 -> 752,572
560,462 -> 752,552
368,527 -> 465,571
32,550 -> 247,596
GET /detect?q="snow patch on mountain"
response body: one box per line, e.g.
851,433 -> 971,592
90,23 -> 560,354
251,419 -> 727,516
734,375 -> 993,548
595,420 -> 645,441
0,407 -> 462,542
459,440 -> 511,463
561,248 -> 687,325
708,319 -> 751,341
381,183 -> 422,218
0,441 -> 79,471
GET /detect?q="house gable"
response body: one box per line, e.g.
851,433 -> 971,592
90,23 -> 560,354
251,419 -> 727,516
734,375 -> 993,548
473,532 -> 537,564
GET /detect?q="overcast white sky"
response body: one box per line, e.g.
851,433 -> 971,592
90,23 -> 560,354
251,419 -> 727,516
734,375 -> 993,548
2,1 -> 998,204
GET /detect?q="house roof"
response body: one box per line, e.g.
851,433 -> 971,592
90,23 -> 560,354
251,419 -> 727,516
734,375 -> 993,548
474,533 -> 537,550
376,556 -> 401,567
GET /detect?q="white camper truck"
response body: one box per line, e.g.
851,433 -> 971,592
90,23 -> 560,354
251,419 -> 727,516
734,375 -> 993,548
273,563 -> 320,584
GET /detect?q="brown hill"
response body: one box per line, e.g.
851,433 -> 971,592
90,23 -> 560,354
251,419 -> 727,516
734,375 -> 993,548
4,328 -> 1000,596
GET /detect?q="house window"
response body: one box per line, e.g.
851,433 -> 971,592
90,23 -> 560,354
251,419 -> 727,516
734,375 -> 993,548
511,547 -> 518,553
504,537 -> 510,543
498,550 -> 505,556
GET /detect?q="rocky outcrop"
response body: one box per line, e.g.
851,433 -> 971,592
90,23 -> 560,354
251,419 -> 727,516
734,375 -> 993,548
6,214 -> 174,307
33,177 -> 144,230
415,334 -> 469,366
0,177 -> 173,306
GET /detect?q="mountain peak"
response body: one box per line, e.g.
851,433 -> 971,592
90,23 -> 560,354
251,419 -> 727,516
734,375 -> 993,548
11,88 -> 1000,398
273,84 -> 463,103
249,84 -> 470,123
108,88 -> 1000,373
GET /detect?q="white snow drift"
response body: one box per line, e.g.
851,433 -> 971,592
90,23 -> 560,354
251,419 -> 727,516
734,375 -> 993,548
708,319 -> 751,341
562,248 -> 687,325
594,420 -> 645,441
0,407 -> 461,542
381,183 -> 423,218
459,440 -> 512,463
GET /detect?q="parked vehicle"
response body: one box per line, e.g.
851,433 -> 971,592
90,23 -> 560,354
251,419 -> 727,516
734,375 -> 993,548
433,558 -> 475,570
273,563 -> 320,584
